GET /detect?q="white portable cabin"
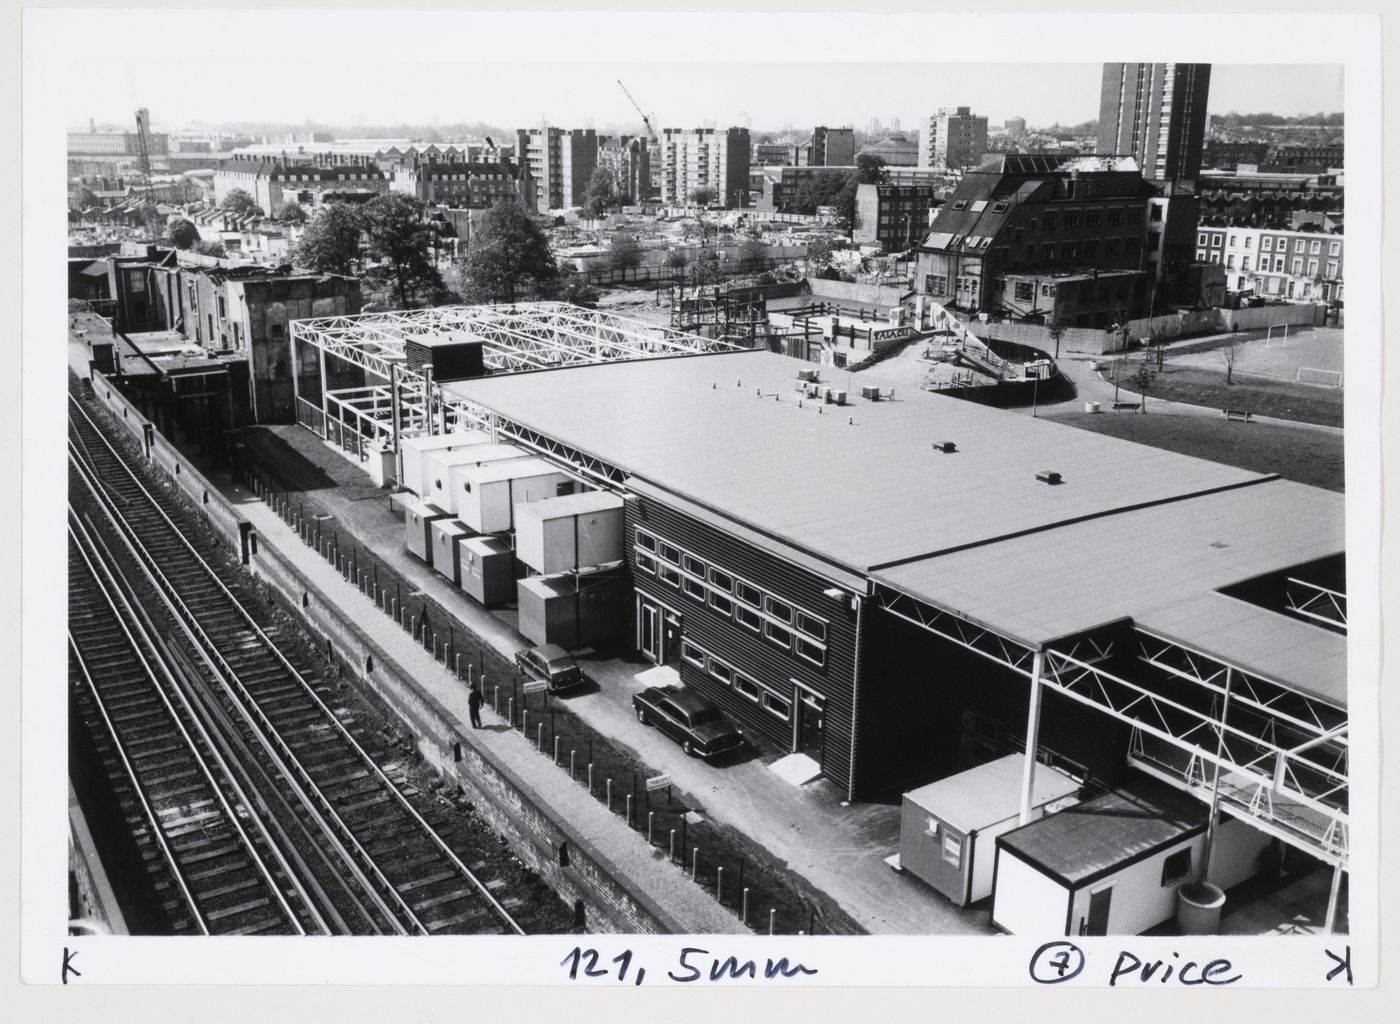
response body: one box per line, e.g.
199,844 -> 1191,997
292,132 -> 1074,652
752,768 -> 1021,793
429,518 -> 474,586
446,444 -> 535,512
459,534 -> 515,606
514,491 -> 626,575
399,429 -> 490,497
420,444 -> 528,514
455,457 -> 575,535
516,568 -> 628,648
991,777 -> 1239,937
405,500 -> 451,566
899,755 -> 1080,907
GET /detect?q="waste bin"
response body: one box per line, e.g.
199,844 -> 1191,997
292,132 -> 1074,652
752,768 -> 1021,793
1177,881 -> 1226,935
1085,401 -> 1101,414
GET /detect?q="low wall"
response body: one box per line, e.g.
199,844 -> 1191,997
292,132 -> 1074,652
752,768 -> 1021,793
806,278 -> 912,309
77,372 -> 682,934
1124,309 -> 1220,342
967,320 -> 1121,356
1220,303 -> 1326,332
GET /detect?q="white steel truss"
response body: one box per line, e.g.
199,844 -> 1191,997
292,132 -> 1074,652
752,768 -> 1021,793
1284,577 -> 1348,631
869,582 -> 1349,867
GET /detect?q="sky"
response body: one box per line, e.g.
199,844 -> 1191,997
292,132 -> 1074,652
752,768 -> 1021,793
37,10 -> 1344,133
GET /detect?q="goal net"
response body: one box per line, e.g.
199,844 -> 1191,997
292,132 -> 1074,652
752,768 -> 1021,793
1296,366 -> 1343,389
1265,323 -> 1290,346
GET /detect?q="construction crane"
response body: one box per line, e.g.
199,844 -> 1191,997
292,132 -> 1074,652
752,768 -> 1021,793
134,107 -> 155,206
616,79 -> 659,146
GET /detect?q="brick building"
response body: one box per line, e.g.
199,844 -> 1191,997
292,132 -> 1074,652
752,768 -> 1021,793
852,183 -> 942,251
661,127 -> 751,207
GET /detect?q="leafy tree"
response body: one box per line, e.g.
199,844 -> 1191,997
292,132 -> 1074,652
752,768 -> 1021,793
855,153 -> 888,185
138,202 -> 164,237
167,217 -> 200,250
193,239 -> 227,258
360,192 -> 443,308
806,236 -> 838,271
607,234 -> 643,272
581,167 -> 618,222
790,172 -> 858,220
1045,315 -> 1069,361
691,249 -> 721,287
689,187 -> 719,208
737,237 -> 770,273
220,187 -> 259,216
458,198 -> 559,303
294,202 -> 363,276
559,275 -> 601,308
277,201 -> 308,224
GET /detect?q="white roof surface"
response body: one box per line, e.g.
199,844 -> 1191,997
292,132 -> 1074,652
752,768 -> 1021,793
904,755 -> 1080,832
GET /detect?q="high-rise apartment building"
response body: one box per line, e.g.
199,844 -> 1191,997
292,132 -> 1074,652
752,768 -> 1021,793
1097,63 -> 1211,182
661,127 -> 751,207
514,127 -> 599,211
797,126 -> 856,167
917,107 -> 989,172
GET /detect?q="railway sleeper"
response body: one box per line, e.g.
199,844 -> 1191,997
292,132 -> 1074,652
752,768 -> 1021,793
424,906 -> 493,934
203,897 -> 274,924
197,877 -> 264,901
394,869 -> 458,895
177,842 -> 243,866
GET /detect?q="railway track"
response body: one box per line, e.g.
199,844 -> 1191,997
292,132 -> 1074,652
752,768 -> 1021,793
68,391 -> 525,936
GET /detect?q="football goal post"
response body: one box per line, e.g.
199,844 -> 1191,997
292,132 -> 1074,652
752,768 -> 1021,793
1265,322 -> 1290,346
1296,366 -> 1343,389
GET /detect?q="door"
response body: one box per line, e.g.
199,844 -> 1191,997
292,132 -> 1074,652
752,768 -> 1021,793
637,597 -> 661,663
1082,885 -> 1113,936
662,615 -> 682,665
796,690 -> 825,761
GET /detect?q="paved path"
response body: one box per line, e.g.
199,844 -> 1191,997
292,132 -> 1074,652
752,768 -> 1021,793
234,424 -> 993,936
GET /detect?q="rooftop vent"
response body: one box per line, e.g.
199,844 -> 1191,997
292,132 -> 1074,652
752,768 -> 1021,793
1036,470 -> 1063,485
933,441 -> 957,454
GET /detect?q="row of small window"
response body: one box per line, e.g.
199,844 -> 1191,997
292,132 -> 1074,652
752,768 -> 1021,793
1207,234 -> 1342,256
1212,253 -> 1339,278
635,529 -> 828,668
679,639 -> 793,722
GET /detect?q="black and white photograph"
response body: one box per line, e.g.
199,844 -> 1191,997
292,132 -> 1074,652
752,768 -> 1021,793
16,3 -> 1389,1002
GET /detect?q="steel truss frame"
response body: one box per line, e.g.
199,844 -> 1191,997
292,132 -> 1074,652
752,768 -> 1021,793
1284,577 -> 1348,630
869,583 -> 1349,867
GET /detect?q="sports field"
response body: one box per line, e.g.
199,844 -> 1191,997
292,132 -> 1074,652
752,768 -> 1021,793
1167,325 -> 1344,388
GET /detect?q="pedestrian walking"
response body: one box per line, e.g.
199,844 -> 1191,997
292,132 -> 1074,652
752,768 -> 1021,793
468,682 -> 483,729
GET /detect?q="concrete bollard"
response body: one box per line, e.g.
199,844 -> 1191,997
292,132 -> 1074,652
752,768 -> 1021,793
537,723 -> 544,751
553,736 -> 560,765
648,811 -> 654,845
508,698 -> 514,728
570,750 -> 576,780
522,709 -> 528,737
769,909 -> 776,935
625,794 -> 633,827
670,829 -> 676,864
588,763 -> 594,796
606,778 -> 613,812
692,848 -> 699,882
742,888 -> 750,925
455,653 -> 461,678
717,866 -> 724,903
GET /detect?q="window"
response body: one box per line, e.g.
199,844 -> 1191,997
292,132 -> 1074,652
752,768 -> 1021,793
1329,241 -> 1341,256
1106,210 -> 1121,226
708,567 -> 733,593
762,692 -> 791,721
709,592 -> 733,617
733,675 -> 760,702
1041,283 -> 1054,297
1274,255 -> 1286,272
952,200 -> 968,211
658,565 -> 681,588
1104,239 -> 1120,259
680,640 -> 705,668
795,611 -> 826,641
1161,848 -> 1192,886
1196,250 -> 1207,261
636,530 -> 656,552
1307,259 -> 1319,276
1015,281 -> 1034,301
1244,237 -> 1252,248
735,580 -> 761,607
1212,234 -> 1224,247
1310,240 -> 1322,254
1262,236 -> 1273,252
708,659 -> 733,685
1292,259 -> 1303,275
1085,211 -> 1101,227
1197,232 -> 1208,246
764,620 -> 794,650
682,575 -> 706,601
1126,208 -> 1142,225
764,597 -> 793,624
1325,261 -> 1338,280
941,833 -> 962,868
992,202 -> 1008,213
794,637 -> 825,667
1083,241 -> 1099,259
734,604 -> 763,632
1040,244 -> 1055,260
635,552 -> 657,574
1242,256 -> 1252,272
1043,212 -> 1057,230
658,541 -> 680,563
682,553 -> 706,577
1225,255 -> 1235,269
1228,236 -> 1237,248
1295,239 -> 1306,254
1063,212 -> 1080,229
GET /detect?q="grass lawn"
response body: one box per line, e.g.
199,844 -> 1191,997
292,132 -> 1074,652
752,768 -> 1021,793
1136,365 -> 1344,428
1041,410 -> 1344,492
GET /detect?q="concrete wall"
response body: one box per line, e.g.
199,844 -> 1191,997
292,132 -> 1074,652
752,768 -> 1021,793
968,319 -> 1123,356
1219,303 -> 1326,332
80,372 -> 686,934
1124,308 -> 1220,342
806,278 -> 912,309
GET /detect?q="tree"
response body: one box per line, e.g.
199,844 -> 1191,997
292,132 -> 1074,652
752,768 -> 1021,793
193,239 -> 227,258
1045,315 -> 1068,361
806,237 -> 838,271
294,202 -> 363,276
607,234 -> 643,272
691,249 -> 721,287
689,187 -> 719,208
138,202 -> 164,237
360,192 -> 443,308
277,201 -> 308,224
737,237 -> 770,273
559,275 -> 600,308
1220,334 -> 1246,385
1126,363 -> 1157,413
167,217 -> 200,250
855,153 -> 889,185
581,167 -> 618,222
458,198 -> 559,303
221,188 -> 259,216
790,171 -> 859,223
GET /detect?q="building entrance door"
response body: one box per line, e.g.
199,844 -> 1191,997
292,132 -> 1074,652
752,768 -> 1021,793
637,597 -> 661,663
1082,885 -> 1113,936
795,689 -> 825,762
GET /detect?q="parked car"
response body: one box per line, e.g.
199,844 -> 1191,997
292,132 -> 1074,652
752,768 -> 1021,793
514,643 -> 585,693
632,685 -> 744,760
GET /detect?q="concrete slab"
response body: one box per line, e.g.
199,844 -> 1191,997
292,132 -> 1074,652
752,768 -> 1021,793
769,753 -> 824,787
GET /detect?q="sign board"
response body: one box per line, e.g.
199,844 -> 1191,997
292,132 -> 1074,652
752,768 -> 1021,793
522,679 -> 549,694
645,774 -> 672,792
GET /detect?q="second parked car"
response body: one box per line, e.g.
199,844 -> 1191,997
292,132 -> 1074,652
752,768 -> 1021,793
514,643 -> 585,694
632,685 -> 744,760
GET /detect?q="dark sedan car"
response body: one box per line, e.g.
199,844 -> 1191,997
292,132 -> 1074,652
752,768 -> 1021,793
632,685 -> 744,760
514,643 -> 585,693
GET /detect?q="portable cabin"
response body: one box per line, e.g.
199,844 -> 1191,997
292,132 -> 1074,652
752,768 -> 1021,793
400,429 -> 490,497
514,491 -> 626,575
429,518 -> 474,586
446,444 -> 535,510
420,444 -> 518,514
459,534 -> 515,606
991,777 -> 1210,936
405,500 -> 451,566
899,755 -> 1081,907
455,457 -> 574,535
516,568 -> 628,649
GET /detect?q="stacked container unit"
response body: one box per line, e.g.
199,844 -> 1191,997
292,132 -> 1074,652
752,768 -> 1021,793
405,500 -> 452,567
898,754 -> 1081,907
430,518 -> 475,586
454,458 -> 576,535
459,535 -> 515,606
400,429 -> 490,498
514,491 -> 626,575
446,445 -> 537,516
516,567 -> 628,649
421,444 -> 530,515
